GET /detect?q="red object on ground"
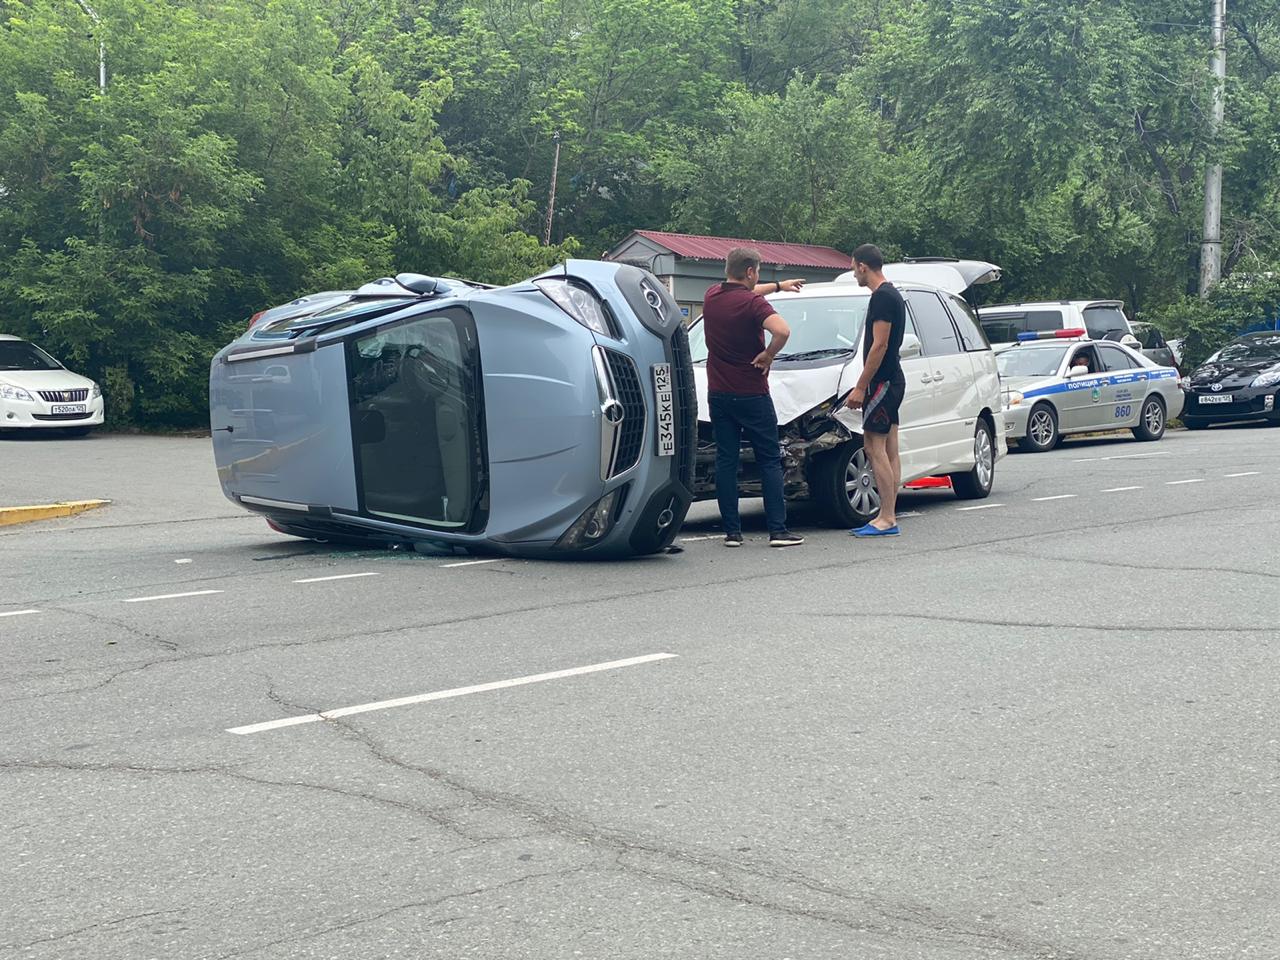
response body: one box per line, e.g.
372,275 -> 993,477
904,476 -> 953,489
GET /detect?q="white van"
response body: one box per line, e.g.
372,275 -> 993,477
977,300 -> 1139,352
688,260 -> 1008,527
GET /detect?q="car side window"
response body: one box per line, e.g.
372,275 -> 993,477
943,294 -> 990,351
905,291 -> 961,356
1068,346 -> 1102,374
1097,344 -> 1136,372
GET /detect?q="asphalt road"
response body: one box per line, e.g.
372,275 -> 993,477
2,426 -> 1278,959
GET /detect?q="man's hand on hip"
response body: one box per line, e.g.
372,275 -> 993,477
752,350 -> 774,373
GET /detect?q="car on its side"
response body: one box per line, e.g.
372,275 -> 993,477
210,261 -> 697,558
687,259 -> 1008,528
0,335 -> 104,436
1181,331 -> 1280,429
978,300 -> 1143,354
997,331 -> 1183,452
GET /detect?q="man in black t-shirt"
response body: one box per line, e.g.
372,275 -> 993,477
844,243 -> 905,537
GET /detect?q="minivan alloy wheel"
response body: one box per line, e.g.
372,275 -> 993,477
845,447 -> 881,518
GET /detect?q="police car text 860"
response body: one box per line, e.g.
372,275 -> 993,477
996,329 -> 1184,452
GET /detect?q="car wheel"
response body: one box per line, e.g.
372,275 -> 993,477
951,419 -> 995,500
812,440 -> 878,528
1022,402 -> 1059,453
1131,395 -> 1166,441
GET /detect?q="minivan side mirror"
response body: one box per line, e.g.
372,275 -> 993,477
899,333 -> 922,359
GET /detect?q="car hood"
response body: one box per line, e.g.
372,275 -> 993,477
694,356 -> 854,425
0,369 -> 94,391
1191,358 -> 1278,385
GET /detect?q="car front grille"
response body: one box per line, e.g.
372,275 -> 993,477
38,389 -> 89,403
669,324 -> 697,489
32,412 -> 93,421
604,350 -> 645,477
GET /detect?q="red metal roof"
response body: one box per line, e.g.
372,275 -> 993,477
631,230 -> 852,270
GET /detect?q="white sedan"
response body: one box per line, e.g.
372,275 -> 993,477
0,335 -> 104,436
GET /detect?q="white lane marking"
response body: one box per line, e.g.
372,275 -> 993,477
1166,479 -> 1206,486
0,609 -> 40,618
680,536 -> 720,542
1072,451 -> 1172,463
957,504 -> 1004,511
441,558 -> 504,568
226,653 -> 678,735
293,572 -> 380,584
1032,495 -> 1078,502
1103,486 -> 1143,493
175,559 -> 193,565
121,589 -> 223,604
897,511 -> 924,518
1225,471 -> 1260,478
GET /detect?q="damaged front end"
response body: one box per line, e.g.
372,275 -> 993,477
692,398 -> 851,501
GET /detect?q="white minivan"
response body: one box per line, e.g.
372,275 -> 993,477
688,259 -> 1008,527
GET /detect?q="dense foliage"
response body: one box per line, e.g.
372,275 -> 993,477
1,0 -> 1276,425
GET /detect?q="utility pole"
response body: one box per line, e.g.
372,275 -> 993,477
543,131 -> 561,246
73,0 -> 106,92
1199,0 -> 1226,297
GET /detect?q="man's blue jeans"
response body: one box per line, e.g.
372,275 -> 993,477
709,392 -> 787,535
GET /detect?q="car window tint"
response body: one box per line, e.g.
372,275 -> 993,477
1024,310 -> 1065,332
1082,305 -> 1129,341
980,316 -> 1020,344
1136,325 -> 1165,349
1098,344 -> 1136,372
944,294 -> 990,351
0,341 -> 62,371
906,292 -> 961,357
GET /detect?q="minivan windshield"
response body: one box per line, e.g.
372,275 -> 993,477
0,340 -> 62,371
689,295 -> 870,362
1209,334 -> 1280,363
996,344 -> 1070,378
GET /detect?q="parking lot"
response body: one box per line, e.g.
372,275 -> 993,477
3,426 -> 1278,959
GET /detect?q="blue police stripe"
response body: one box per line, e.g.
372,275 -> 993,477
1021,368 -> 1177,399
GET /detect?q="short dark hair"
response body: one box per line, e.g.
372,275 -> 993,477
852,243 -> 884,271
725,247 -> 763,280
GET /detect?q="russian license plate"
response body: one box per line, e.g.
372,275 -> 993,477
1199,394 -> 1232,404
51,404 -> 87,415
652,363 -> 675,457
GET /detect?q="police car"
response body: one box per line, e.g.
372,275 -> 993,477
997,329 -> 1184,452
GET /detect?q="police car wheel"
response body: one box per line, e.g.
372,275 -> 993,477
951,419 -> 995,500
1022,403 -> 1059,453
812,440 -> 878,528
1131,395 -> 1166,442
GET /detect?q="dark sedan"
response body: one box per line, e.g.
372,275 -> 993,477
1182,331 -> 1280,429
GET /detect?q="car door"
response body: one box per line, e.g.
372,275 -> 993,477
1059,344 -> 1107,431
891,307 -> 937,480
1097,343 -> 1145,427
904,289 -> 971,471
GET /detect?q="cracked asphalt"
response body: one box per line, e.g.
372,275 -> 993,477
2,426 -> 1277,959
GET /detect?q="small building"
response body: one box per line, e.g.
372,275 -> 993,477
603,230 -> 852,322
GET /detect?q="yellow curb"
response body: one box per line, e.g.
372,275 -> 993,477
0,499 -> 112,527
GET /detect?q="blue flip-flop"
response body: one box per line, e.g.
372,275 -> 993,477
851,523 -> 900,537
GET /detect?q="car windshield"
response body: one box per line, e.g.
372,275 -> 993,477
996,344 -> 1069,378
0,341 -> 62,371
688,295 -> 869,362
1210,334 -> 1280,362
1082,304 -> 1129,340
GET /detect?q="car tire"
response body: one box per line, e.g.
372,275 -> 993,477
951,418 -> 995,500
1131,395 -> 1166,442
812,439 -> 878,528
1022,402 -> 1059,453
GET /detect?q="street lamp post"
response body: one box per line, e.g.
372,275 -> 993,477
543,131 -> 561,246
73,0 -> 106,92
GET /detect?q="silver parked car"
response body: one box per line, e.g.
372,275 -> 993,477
997,332 -> 1184,452
210,262 -> 696,558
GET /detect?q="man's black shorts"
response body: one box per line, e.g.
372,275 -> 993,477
864,379 -> 905,435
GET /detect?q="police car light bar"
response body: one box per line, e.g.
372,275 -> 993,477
1016,328 -> 1087,342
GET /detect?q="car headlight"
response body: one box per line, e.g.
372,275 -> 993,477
91,382 -> 102,399
1002,391 -> 1023,410
555,486 -> 627,550
1251,368 -> 1280,389
0,383 -> 35,402
535,278 -> 617,338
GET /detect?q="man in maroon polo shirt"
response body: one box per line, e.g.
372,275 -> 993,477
703,247 -> 807,547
